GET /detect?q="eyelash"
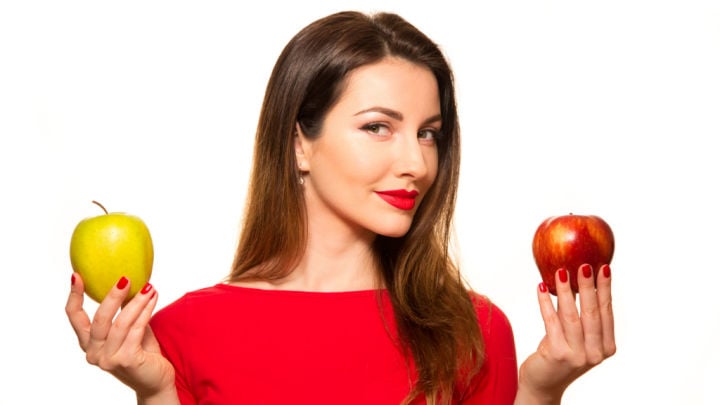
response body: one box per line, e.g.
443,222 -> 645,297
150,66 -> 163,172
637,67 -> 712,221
362,123 -> 391,136
361,123 -> 441,142
418,128 -> 441,142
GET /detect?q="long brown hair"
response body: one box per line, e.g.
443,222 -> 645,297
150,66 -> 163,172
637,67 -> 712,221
229,11 -> 484,403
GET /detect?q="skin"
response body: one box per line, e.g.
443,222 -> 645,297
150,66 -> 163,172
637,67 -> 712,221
65,275 -> 178,404
515,264 -> 616,404
282,57 -> 440,291
65,56 -> 615,404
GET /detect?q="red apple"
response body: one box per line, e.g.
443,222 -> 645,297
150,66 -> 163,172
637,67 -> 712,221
532,214 -> 614,295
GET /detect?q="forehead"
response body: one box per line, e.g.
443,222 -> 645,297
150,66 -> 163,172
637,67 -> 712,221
333,57 -> 440,114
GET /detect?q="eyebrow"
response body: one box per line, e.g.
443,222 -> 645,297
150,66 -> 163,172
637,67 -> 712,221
354,107 -> 442,126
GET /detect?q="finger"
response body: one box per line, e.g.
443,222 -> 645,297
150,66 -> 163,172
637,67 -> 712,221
86,276 -> 131,352
597,264 -> 616,356
555,267 -> 584,350
104,283 -> 157,355
536,281 -> 565,344
119,290 -> 160,357
132,289 -> 159,348
143,320 -> 162,354
577,264 -> 604,364
65,273 -> 92,349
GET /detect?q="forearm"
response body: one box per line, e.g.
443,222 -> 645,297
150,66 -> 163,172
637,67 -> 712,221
513,380 -> 563,405
136,386 -> 181,405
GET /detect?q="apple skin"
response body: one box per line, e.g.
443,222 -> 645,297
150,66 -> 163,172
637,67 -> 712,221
70,203 -> 153,303
532,214 -> 614,295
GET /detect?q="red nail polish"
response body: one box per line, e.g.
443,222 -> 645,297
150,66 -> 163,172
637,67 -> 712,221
603,264 -> 611,278
582,264 -> 592,279
116,276 -> 129,290
150,291 -> 157,300
71,274 -> 76,286
558,268 -> 568,283
141,283 -> 153,295
538,282 -> 548,293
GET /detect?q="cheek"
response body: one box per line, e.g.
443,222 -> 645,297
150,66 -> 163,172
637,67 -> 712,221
312,139 -> 384,188
322,137 -> 386,176
425,148 -> 440,184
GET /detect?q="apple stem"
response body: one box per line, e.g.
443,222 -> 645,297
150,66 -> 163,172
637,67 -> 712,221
92,200 -> 109,215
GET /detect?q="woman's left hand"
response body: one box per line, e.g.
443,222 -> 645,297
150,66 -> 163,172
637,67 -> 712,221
516,264 -> 616,405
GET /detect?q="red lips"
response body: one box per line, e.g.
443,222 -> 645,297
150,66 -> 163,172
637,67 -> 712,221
375,189 -> 419,211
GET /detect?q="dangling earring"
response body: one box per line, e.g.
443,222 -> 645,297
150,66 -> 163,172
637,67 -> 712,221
298,161 -> 305,185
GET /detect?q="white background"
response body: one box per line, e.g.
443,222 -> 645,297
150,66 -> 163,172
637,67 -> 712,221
1,0 -> 719,404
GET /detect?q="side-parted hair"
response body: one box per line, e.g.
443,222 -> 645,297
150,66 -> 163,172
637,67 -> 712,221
229,11 -> 484,404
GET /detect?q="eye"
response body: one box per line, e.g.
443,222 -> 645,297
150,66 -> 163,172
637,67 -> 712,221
361,123 -> 391,137
418,128 -> 440,142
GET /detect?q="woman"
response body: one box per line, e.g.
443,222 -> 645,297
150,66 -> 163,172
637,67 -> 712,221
66,11 -> 615,404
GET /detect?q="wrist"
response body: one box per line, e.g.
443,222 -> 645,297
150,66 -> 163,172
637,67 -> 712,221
514,380 -> 564,405
136,385 -> 180,405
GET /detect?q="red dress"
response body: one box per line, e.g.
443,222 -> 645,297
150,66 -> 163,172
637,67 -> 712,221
150,284 -> 518,404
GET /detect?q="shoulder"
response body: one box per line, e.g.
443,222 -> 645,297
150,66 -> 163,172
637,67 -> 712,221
467,290 -> 517,367
468,291 -> 514,338
463,291 -> 519,403
149,284 -> 260,361
150,284 -> 243,332
154,284 -> 229,313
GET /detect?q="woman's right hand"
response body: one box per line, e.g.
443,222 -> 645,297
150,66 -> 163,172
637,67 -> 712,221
515,264 -> 616,404
65,273 -> 179,403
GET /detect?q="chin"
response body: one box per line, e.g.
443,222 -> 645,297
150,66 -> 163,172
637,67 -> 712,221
372,219 -> 413,238
378,230 -> 409,238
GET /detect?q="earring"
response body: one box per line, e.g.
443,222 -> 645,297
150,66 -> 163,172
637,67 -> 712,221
297,161 -> 306,185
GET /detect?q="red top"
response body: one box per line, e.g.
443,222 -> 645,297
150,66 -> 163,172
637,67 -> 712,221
150,284 -> 518,404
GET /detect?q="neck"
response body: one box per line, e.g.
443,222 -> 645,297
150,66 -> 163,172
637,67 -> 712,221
281,223 -> 380,291
229,222 -> 382,292
233,189 -> 388,292
276,193 -> 383,291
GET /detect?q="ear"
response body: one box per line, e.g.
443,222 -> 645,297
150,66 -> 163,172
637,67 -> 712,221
294,122 -> 311,172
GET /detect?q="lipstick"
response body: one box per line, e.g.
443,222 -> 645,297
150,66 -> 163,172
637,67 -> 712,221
375,189 -> 419,211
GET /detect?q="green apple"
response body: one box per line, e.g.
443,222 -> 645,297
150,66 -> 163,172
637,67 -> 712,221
69,201 -> 153,303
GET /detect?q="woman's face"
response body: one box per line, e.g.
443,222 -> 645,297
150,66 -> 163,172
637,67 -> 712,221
296,57 -> 440,239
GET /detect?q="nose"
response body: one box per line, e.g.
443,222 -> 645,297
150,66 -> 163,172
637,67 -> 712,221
394,134 -> 429,179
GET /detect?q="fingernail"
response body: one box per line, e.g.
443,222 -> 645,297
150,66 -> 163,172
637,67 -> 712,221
71,274 -> 76,286
116,276 -> 129,290
140,283 -> 153,295
602,264 -> 611,278
581,264 -> 592,279
558,268 -> 568,283
150,291 -> 157,300
538,282 -> 548,293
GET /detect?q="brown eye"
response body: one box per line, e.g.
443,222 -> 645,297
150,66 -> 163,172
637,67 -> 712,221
418,128 -> 439,141
362,123 -> 391,136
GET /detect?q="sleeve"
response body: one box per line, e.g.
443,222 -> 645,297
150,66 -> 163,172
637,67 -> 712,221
462,295 -> 519,404
149,297 -> 198,405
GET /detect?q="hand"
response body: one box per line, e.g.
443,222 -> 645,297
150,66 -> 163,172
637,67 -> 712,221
517,264 -> 616,404
65,273 -> 177,401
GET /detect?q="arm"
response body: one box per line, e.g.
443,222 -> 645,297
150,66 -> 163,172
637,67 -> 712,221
134,324 -> 182,405
136,386 -> 181,405
65,273 -> 180,404
515,264 -> 616,404
462,295 -> 519,405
